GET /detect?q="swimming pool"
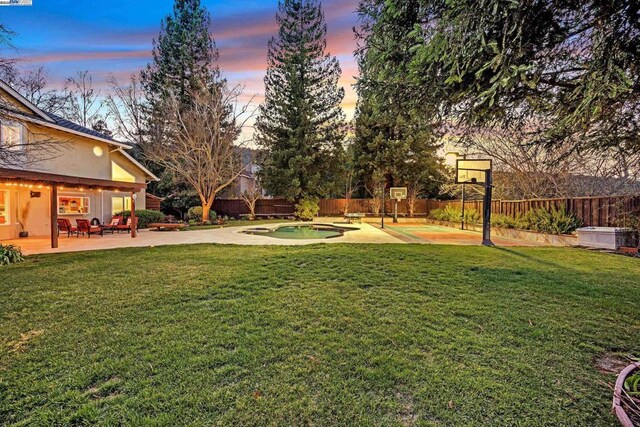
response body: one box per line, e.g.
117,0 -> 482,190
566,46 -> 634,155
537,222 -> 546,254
243,224 -> 357,240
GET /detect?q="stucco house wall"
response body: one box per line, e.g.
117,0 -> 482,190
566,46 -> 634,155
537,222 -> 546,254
0,84 -> 154,240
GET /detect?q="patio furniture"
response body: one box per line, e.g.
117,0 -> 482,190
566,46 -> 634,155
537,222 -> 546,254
76,219 -> 103,238
101,216 -> 122,234
344,213 -> 365,224
148,222 -> 185,231
116,217 -> 137,234
57,218 -> 78,237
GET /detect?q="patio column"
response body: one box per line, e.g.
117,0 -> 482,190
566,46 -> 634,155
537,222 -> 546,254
50,185 -> 58,249
130,191 -> 137,238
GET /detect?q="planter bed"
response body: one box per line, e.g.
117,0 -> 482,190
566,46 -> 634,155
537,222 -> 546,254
424,219 -> 577,246
613,362 -> 640,427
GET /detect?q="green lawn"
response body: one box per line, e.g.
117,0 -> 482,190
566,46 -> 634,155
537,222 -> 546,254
1,245 -> 638,426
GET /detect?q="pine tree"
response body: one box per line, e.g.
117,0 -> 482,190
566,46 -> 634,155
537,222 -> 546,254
140,0 -> 221,197
354,0 -> 443,206
141,0 -> 220,109
256,0 -> 346,201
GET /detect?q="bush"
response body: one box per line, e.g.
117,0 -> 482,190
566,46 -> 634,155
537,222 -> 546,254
491,214 -> 518,229
295,197 -> 319,221
429,205 -> 460,222
116,209 -> 165,229
432,205 -> 581,235
429,205 -> 480,224
0,244 -> 24,266
520,206 -> 582,235
491,207 -> 581,234
187,206 -> 217,222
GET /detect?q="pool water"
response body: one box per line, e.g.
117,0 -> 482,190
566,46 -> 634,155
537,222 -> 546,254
243,224 -> 355,240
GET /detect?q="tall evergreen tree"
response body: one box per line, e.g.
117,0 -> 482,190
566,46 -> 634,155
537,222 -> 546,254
140,0 -> 221,197
354,0 -> 444,205
141,0 -> 220,109
256,0 -> 346,201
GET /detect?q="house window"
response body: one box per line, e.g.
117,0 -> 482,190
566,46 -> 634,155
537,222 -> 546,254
58,194 -> 90,215
0,121 -> 25,151
0,190 -> 9,225
112,196 -> 131,215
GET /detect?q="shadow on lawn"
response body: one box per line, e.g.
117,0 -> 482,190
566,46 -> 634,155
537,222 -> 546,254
492,246 -> 569,271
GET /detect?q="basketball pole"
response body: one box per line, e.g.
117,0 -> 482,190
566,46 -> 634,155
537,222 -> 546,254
393,199 -> 398,223
381,186 -> 385,229
461,183 -> 465,230
460,153 -> 466,230
482,169 -> 494,246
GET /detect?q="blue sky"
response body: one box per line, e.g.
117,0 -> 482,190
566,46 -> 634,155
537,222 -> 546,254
0,0 -> 360,117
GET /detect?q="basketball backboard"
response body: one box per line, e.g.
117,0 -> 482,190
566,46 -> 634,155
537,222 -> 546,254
389,187 -> 407,200
456,159 -> 492,185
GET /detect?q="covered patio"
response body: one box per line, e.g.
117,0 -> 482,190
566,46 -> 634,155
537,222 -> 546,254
0,167 -> 145,249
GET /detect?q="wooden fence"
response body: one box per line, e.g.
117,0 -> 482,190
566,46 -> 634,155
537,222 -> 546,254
212,195 -> 640,227
213,198 -> 295,217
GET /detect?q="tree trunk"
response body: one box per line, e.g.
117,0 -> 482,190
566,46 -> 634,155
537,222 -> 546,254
201,195 -> 214,223
407,195 -> 416,218
249,200 -> 256,219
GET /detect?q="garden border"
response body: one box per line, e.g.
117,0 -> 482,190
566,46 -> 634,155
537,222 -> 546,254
424,219 -> 577,246
613,361 -> 640,427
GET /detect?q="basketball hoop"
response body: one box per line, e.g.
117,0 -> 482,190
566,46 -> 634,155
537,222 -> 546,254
389,187 -> 407,224
455,159 -> 494,246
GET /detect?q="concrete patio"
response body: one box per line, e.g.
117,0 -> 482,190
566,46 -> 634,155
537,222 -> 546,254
2,222 -> 403,255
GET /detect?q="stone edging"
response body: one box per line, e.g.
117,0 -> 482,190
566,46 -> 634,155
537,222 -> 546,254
613,362 -> 640,427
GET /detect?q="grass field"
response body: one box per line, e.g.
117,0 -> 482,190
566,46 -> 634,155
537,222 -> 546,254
1,244 -> 638,426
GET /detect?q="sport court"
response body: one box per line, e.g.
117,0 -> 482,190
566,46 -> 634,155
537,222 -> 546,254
379,222 -> 545,246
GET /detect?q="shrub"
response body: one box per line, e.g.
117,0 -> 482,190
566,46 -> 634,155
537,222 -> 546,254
0,244 -> 24,266
464,208 -> 481,224
429,205 -> 460,222
520,206 -> 582,235
491,214 -> 517,229
295,197 -> 319,221
187,206 -> 217,222
431,204 -> 581,234
429,205 -> 480,224
491,208 -> 581,234
116,209 -> 165,229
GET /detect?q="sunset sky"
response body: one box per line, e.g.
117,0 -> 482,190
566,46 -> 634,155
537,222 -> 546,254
1,0 -> 361,119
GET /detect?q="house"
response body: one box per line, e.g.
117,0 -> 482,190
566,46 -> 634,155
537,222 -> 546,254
0,79 -> 158,248
219,147 -> 266,198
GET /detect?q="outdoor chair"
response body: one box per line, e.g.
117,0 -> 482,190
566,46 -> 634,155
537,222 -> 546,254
57,218 -> 78,237
76,219 -> 103,238
102,216 -> 122,234
116,217 -> 137,234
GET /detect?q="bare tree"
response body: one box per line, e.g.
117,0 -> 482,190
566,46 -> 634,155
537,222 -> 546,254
142,83 -> 254,222
0,24 -> 17,84
64,70 -> 105,128
365,169 -> 386,215
241,176 -> 262,220
341,141 -> 359,215
0,100 -> 66,168
0,32 -> 68,167
104,74 -> 146,144
449,127 -> 640,199
15,66 -> 69,114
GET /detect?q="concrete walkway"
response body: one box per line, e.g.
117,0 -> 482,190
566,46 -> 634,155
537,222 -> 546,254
3,222 -> 403,255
